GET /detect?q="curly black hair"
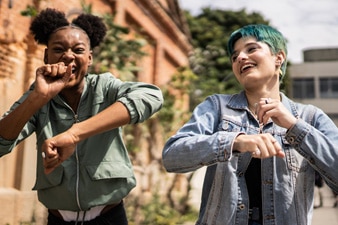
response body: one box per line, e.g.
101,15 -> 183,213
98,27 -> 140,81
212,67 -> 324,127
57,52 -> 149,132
29,8 -> 107,48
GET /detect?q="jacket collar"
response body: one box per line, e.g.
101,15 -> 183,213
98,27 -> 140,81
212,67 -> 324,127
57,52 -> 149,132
227,91 -> 299,118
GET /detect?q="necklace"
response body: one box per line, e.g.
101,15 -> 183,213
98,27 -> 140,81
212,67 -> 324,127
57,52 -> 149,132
248,103 -> 258,115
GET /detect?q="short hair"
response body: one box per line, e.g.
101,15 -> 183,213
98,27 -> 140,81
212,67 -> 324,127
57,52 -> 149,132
29,8 -> 107,49
227,24 -> 288,78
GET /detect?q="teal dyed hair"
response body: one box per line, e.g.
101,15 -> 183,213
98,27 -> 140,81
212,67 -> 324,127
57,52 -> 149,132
227,24 -> 288,79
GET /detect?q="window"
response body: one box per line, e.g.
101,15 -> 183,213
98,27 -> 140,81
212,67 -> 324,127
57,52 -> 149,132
320,77 -> 338,98
292,78 -> 315,99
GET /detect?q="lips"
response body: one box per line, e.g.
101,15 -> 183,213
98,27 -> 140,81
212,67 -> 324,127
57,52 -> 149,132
240,63 -> 256,73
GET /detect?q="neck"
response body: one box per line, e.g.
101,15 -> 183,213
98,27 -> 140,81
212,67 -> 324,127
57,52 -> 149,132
60,88 -> 83,113
245,89 -> 280,112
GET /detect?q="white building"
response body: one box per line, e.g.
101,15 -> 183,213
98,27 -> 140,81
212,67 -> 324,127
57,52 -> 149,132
289,48 -> 338,126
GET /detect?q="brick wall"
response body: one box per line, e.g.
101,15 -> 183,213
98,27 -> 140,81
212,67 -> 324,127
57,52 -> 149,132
0,0 -> 191,224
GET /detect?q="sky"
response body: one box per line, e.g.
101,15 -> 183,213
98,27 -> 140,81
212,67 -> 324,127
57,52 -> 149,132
178,0 -> 338,64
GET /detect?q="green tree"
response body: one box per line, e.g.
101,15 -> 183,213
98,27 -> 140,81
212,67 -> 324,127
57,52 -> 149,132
185,8 -> 271,109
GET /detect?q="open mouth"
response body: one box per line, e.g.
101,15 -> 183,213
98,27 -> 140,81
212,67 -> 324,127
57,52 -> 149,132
240,63 -> 255,73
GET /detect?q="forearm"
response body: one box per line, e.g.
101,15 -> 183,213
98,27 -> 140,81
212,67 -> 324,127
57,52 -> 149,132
286,118 -> 338,189
162,131 -> 235,173
68,101 -> 130,143
0,91 -> 46,140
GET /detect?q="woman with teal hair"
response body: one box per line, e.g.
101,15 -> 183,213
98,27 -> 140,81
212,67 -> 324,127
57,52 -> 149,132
162,24 -> 338,225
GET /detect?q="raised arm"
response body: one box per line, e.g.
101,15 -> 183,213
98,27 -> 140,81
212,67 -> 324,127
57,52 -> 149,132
0,63 -> 72,140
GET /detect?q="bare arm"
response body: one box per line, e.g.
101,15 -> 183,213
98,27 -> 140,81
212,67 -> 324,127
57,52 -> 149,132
42,101 -> 131,174
0,63 -> 72,140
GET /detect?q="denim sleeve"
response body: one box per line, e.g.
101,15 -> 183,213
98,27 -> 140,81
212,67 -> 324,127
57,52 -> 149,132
162,96 -> 241,173
286,107 -> 338,192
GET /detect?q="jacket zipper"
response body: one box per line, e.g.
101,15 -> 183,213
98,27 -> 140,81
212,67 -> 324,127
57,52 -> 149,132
73,113 -> 83,211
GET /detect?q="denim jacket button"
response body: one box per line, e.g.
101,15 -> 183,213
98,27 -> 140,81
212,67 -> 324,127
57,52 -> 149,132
288,136 -> 295,143
238,204 -> 245,210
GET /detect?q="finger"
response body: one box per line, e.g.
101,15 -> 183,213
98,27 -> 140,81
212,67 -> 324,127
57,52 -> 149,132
42,153 -> 58,167
257,144 -> 269,158
277,150 -> 285,158
272,140 -> 285,158
255,136 -> 276,158
258,98 -> 275,124
56,63 -> 68,77
50,64 -> 60,77
43,158 -> 59,173
44,161 -> 62,174
42,65 -> 52,76
251,149 -> 261,158
257,99 -> 268,123
62,63 -> 73,81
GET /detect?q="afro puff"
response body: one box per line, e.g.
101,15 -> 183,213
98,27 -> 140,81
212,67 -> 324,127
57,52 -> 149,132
72,14 -> 107,48
29,8 -> 107,48
29,8 -> 69,46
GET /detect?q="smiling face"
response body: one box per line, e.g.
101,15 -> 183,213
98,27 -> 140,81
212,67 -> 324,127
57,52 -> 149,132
44,26 -> 92,91
230,37 -> 285,91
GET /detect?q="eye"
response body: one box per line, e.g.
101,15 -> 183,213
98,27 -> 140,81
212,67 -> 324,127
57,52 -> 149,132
74,48 -> 86,54
247,46 -> 257,52
231,54 -> 238,63
52,47 -> 64,53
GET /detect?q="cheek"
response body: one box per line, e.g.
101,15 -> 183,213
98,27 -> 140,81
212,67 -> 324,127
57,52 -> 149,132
231,63 -> 238,74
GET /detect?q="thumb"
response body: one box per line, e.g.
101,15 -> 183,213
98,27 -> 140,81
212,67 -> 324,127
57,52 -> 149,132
62,64 -> 73,82
277,150 -> 285,158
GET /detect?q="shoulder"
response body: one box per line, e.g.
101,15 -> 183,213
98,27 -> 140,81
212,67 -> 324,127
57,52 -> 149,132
85,73 -> 122,88
282,94 -> 325,124
205,93 -> 243,110
86,72 -> 117,82
194,93 -> 237,115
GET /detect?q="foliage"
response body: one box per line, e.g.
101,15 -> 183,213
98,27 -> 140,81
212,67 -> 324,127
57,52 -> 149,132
80,1 -> 148,81
20,5 -> 39,17
89,13 -> 148,80
157,67 -> 196,135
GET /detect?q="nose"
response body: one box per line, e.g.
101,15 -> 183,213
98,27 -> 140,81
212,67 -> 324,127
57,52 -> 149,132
59,49 -> 75,63
236,52 -> 248,63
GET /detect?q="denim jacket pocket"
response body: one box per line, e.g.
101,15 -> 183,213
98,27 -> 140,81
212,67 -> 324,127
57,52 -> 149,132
282,137 -> 309,172
85,161 -> 134,180
33,166 -> 64,190
220,116 -> 244,132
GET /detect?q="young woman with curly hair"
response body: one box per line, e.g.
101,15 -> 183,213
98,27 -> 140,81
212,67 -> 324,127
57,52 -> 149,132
0,8 -> 163,225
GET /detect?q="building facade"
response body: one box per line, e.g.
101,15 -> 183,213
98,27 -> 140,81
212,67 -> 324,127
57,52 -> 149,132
0,0 -> 191,224
289,48 -> 338,126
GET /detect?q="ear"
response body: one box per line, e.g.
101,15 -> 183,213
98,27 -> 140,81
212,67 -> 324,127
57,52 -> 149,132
275,50 -> 286,66
88,50 -> 93,67
43,48 -> 48,64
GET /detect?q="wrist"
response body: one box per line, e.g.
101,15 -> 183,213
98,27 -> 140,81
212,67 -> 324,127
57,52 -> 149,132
67,124 -> 82,144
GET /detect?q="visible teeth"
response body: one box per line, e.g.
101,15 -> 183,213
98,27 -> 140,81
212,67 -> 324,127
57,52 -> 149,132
241,64 -> 254,72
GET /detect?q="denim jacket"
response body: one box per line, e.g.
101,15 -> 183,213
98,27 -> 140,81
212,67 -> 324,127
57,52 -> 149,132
162,91 -> 338,225
0,73 -> 163,211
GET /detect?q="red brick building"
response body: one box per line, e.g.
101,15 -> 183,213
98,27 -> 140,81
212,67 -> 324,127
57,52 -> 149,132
0,0 -> 191,224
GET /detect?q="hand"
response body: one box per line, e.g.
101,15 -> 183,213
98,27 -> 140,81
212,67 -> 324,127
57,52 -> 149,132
256,98 -> 297,129
233,133 -> 285,159
34,62 -> 73,101
41,130 -> 77,174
